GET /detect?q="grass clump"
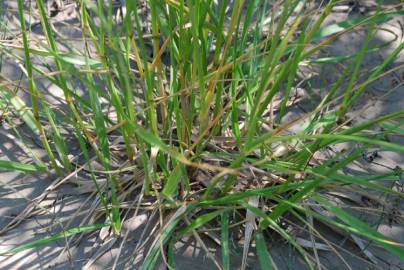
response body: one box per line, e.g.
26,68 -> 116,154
0,0 -> 403,269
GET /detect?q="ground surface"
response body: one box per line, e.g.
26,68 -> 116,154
0,1 -> 403,269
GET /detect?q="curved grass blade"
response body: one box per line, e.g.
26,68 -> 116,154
0,160 -> 46,173
141,205 -> 188,270
0,223 -> 109,256
180,209 -> 224,237
1,91 -> 38,135
313,195 -> 404,260
243,202 -> 314,269
314,9 -> 404,41
162,163 -> 184,198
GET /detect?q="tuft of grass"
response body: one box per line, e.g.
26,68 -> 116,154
0,0 -> 403,269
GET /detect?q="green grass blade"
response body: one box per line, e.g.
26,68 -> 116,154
141,205 -> 188,270
0,223 -> 109,256
1,91 -> 38,135
255,232 -> 273,270
314,9 -> 404,40
180,209 -> 224,237
162,163 -> 184,198
221,212 -> 230,270
313,195 -> 404,259
16,0 -> 62,175
0,160 -> 45,173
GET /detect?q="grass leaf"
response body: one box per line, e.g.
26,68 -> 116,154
0,224 -> 109,256
255,232 -> 273,270
0,160 -> 46,173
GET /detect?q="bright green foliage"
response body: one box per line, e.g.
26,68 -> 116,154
0,0 -> 403,268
